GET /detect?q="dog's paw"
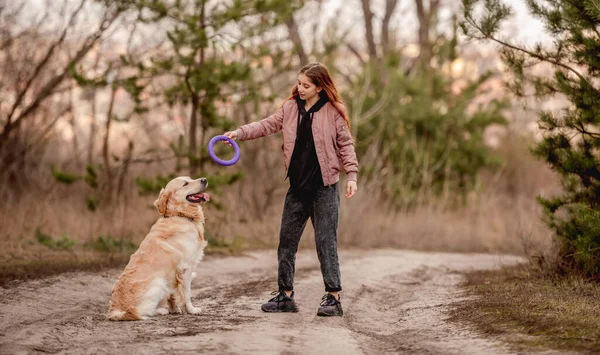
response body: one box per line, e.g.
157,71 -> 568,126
169,306 -> 182,314
156,308 -> 169,315
186,306 -> 202,315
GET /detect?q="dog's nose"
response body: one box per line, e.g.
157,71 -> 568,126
200,178 -> 207,184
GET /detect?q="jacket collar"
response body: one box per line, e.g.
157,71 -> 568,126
296,95 -> 329,115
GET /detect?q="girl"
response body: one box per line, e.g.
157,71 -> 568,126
224,62 -> 358,317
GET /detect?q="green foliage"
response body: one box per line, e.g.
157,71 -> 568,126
351,39 -> 507,207
69,62 -> 109,87
204,228 -> 246,254
461,0 -> 512,39
50,165 -> 80,185
204,228 -> 230,248
135,174 -> 176,196
58,0 -> 303,219
84,164 -> 99,188
83,164 -> 101,211
463,0 -> 600,275
89,235 -> 137,253
35,228 -> 75,251
48,164 -> 101,212
134,171 -> 243,211
536,201 -> 600,274
125,0 -> 301,172
206,171 -> 244,194
85,196 -> 100,212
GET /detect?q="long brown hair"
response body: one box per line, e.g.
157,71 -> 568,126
283,62 -> 350,128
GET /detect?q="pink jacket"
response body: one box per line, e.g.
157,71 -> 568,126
236,100 -> 358,186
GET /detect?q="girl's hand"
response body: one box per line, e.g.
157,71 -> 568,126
224,131 -> 238,140
346,180 -> 357,199
223,131 -> 238,146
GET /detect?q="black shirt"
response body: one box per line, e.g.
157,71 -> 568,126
288,95 -> 329,197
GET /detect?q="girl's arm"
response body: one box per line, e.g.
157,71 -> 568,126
334,111 -> 358,183
234,103 -> 288,141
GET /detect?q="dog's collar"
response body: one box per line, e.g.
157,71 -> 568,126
161,213 -> 204,224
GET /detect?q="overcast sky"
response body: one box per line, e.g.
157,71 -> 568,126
316,0 -> 550,47
21,0 -> 551,50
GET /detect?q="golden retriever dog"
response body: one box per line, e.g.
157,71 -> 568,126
107,176 -> 210,321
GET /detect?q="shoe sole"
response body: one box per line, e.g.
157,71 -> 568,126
261,305 -> 299,313
316,310 -> 343,317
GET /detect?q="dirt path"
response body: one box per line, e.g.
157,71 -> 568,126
0,249 -> 526,355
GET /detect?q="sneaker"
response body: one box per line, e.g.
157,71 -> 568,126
261,290 -> 299,313
317,293 -> 343,316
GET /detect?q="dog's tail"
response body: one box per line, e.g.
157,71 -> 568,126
106,307 -> 141,321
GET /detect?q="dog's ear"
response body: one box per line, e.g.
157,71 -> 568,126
154,188 -> 170,216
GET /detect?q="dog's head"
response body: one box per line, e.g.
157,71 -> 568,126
154,176 -> 210,221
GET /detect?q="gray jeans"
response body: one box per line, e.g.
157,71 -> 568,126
277,183 -> 342,292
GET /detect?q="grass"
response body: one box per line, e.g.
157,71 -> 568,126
88,234 -> 137,253
35,228 -> 76,251
450,265 -> 600,353
0,252 -> 131,288
0,244 -> 245,288
0,134 -> 558,285
0,229 -> 247,288
204,232 -> 248,256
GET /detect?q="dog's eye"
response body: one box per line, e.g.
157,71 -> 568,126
183,182 -> 189,187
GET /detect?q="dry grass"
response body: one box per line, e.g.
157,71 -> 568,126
0,252 -> 131,287
450,265 -> 600,353
0,133 -> 559,282
214,133 -> 559,257
330,133 -> 559,256
336,189 -> 551,254
0,178 -> 157,260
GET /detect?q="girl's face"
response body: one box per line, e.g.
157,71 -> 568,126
297,73 -> 322,102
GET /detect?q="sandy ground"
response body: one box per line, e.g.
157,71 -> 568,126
0,249 -> 528,355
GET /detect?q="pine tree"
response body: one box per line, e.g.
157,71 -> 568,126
130,0 -> 302,176
67,0 -> 303,206
462,0 -> 600,276
350,18 -> 507,208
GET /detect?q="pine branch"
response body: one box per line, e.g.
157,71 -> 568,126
465,17 -> 589,85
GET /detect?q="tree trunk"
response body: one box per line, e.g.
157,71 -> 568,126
102,85 -> 117,203
415,0 -> 440,93
189,93 -> 199,177
415,0 -> 430,69
198,99 -> 211,172
68,91 -> 82,168
381,0 -> 399,56
415,0 -> 440,70
187,0 -> 207,177
360,0 -> 378,59
87,53 -> 101,167
285,13 -> 309,65
116,140 -> 134,197
88,90 -> 97,167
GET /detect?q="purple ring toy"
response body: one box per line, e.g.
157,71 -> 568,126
208,135 -> 240,166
